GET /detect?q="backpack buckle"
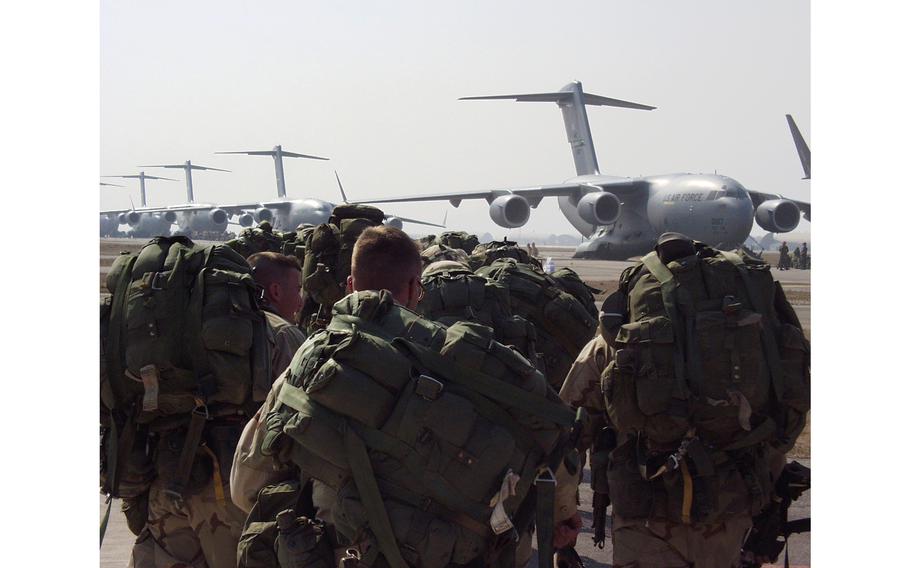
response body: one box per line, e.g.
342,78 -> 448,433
415,375 -> 444,400
150,271 -> 167,291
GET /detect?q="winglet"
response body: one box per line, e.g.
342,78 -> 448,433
786,114 -> 811,180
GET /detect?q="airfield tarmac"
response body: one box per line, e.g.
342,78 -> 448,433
99,239 -> 810,567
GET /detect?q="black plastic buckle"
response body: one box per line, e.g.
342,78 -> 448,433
415,375 -> 444,400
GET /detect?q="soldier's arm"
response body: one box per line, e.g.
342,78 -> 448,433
271,325 -> 307,381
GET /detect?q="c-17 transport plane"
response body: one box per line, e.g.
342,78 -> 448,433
100,147 -> 444,237
355,81 -> 811,260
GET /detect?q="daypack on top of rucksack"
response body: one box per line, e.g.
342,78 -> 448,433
299,205 -> 386,333
601,243 -> 809,524
550,267 -> 601,320
420,243 -> 470,268
476,258 -> 598,390
469,239 -> 541,271
102,236 -> 271,497
418,262 -> 538,366
265,290 -> 574,568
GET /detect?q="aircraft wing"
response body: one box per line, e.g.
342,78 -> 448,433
747,191 -> 811,222
351,182 -> 594,208
388,215 -> 446,228
100,201 -> 283,216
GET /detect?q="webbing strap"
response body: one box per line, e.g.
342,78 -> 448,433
534,470 -> 556,568
640,253 -> 690,395
105,255 -> 138,409
680,459 -> 693,525
342,426 -> 409,568
99,494 -> 112,548
331,314 -> 575,428
717,251 -> 787,403
165,409 -> 207,502
199,444 -> 226,507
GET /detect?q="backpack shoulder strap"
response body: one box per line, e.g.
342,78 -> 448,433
640,252 -> 690,396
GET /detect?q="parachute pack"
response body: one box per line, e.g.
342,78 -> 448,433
264,291 -> 574,568
299,204 -> 386,334
476,259 -> 598,390
101,236 -> 271,500
601,239 -> 809,524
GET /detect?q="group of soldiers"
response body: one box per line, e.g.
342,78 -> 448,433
776,241 -> 810,270
101,214 -> 810,568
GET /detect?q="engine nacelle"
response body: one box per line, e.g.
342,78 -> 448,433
254,207 -> 273,222
754,199 -> 801,233
117,213 -> 128,224
209,208 -> 228,225
238,213 -> 255,227
162,211 -> 178,224
576,191 -> 621,226
384,216 -> 403,230
125,211 -> 142,226
489,195 -> 530,229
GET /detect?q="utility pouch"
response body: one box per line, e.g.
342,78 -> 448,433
606,440 -> 653,520
121,492 -> 150,536
155,428 -> 212,497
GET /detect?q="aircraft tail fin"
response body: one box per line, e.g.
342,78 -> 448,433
460,81 -> 655,176
786,114 -> 811,179
334,170 -> 349,204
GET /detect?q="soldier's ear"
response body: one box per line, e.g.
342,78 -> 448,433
346,275 -> 354,293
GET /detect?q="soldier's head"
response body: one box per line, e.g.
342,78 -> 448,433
247,252 -> 303,322
349,226 -> 423,309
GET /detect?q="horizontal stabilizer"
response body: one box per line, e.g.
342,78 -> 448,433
281,150 -> 329,160
215,150 -> 275,156
460,91 -> 655,111
387,215 -> 446,228
99,182 -> 124,187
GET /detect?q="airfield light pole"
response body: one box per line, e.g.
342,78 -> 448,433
140,160 -> 230,203
102,171 -> 179,207
215,145 -> 328,198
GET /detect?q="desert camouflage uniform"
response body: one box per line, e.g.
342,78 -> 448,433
555,333 -> 756,568
130,308 -> 305,568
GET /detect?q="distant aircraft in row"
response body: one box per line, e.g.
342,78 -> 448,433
100,146 -> 442,237
354,80 -> 810,260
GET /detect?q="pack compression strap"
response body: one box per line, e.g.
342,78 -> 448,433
99,494 -> 112,548
640,253 -> 690,396
342,425 -> 409,568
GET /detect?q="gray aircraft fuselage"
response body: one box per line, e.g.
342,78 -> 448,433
271,198 -> 336,230
564,173 -> 754,259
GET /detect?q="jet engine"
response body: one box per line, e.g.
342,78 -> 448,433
754,199 -> 801,233
162,211 -> 177,224
125,211 -> 142,226
117,213 -> 128,224
238,213 -> 255,227
576,191 -> 621,226
254,207 -> 273,222
209,208 -> 228,225
384,216 -> 403,230
489,195 -> 531,229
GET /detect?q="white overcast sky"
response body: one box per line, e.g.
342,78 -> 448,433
100,0 -> 809,238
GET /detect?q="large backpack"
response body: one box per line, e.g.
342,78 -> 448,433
435,230 -> 480,255
476,259 -> 598,390
225,222 -> 287,259
420,243 -> 470,268
418,262 -> 538,365
602,241 -> 809,524
469,239 -> 541,271
550,267 -> 600,320
101,236 -> 271,500
299,205 -> 386,333
263,291 -> 574,568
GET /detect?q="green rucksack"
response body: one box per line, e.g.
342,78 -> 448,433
264,291 -> 574,568
226,222 -> 287,259
550,267 -> 600,320
418,262 -> 538,365
435,230 -> 479,255
602,240 -> 809,524
101,236 -> 271,500
299,205 -> 386,333
476,259 -> 598,390
420,243 -> 470,268
468,239 -> 541,271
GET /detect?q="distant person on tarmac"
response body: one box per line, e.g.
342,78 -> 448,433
777,241 -> 790,270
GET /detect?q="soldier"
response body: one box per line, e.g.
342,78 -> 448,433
247,252 -> 307,376
791,245 -> 802,270
777,241 -> 790,270
128,252 -> 307,568
800,242 -> 809,269
556,234 -> 809,568
232,226 -> 572,568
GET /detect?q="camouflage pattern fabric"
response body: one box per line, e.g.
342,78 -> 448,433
263,311 -> 306,387
129,477 -> 246,568
611,513 -> 752,568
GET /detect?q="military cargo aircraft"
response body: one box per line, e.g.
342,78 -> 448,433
100,171 -> 179,237
100,148 -> 443,237
354,81 -> 811,260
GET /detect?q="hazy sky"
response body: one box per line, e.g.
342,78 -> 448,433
100,0 -> 810,238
